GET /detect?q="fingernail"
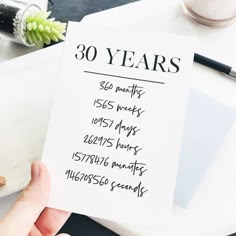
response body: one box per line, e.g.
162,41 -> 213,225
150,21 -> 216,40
31,160 -> 41,178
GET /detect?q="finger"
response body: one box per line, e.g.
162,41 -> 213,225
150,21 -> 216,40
35,208 -> 71,236
0,160 -> 50,236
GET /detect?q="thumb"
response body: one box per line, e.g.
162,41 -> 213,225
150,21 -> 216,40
0,160 -> 50,235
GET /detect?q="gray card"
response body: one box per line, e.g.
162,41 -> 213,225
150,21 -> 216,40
174,88 -> 236,207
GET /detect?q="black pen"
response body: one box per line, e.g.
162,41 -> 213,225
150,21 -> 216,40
194,53 -> 236,80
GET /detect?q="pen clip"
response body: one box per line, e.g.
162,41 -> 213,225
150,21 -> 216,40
224,72 -> 236,81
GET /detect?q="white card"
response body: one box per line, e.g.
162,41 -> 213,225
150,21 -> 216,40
42,22 -> 193,227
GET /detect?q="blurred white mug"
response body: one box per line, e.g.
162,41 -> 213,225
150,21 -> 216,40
182,0 -> 236,27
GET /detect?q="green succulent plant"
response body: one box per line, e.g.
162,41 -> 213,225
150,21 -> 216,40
24,10 -> 67,47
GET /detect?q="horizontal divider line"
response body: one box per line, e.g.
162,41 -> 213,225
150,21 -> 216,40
84,70 -> 165,85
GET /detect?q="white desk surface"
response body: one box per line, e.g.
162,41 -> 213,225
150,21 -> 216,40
1,0 -> 236,235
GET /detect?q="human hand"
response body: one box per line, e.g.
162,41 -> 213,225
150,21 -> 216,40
0,160 -> 71,236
